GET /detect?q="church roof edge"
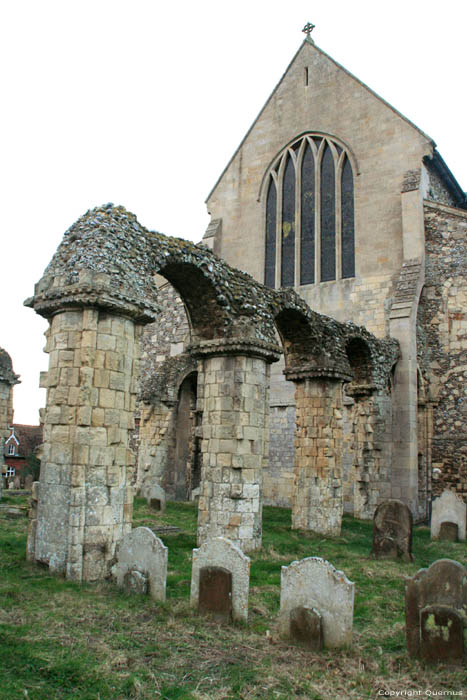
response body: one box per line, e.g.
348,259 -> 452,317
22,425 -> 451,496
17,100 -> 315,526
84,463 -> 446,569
205,38 -> 436,205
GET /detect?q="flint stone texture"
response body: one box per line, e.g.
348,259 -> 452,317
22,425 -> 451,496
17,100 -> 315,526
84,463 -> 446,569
190,537 -> 250,622
116,526 -> 168,602
280,557 -> 355,648
420,605 -> 464,664
431,490 -> 466,541
371,499 -> 413,561
405,558 -> 467,658
198,566 -> 233,622
289,606 -> 323,651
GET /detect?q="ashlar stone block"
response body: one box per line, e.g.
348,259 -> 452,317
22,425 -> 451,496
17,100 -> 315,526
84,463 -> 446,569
280,556 -> 355,648
431,490 -> 466,542
191,537 -> 250,622
116,526 -> 168,602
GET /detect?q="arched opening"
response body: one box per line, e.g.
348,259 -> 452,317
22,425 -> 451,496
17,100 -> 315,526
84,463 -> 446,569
345,337 -> 372,386
157,262 -> 229,342
167,372 -> 201,500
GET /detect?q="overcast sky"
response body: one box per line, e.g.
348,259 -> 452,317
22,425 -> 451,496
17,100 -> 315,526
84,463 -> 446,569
1,0 -> 465,424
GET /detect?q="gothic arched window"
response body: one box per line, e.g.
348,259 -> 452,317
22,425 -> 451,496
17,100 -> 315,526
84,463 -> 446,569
263,134 -> 355,288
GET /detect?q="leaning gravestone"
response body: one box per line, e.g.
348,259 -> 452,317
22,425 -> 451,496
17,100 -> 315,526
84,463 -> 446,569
371,499 -> 413,561
431,490 -> 466,542
280,557 -> 355,648
115,527 -> 168,602
405,559 -> 467,663
190,537 -> 250,622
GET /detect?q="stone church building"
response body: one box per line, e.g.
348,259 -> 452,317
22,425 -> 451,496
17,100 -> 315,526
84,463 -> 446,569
25,31 -> 466,582
136,32 -> 466,522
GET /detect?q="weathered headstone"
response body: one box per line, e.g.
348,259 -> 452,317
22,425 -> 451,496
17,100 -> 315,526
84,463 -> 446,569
420,605 -> 464,664
279,557 -> 355,648
115,527 -> 168,602
13,475 -> 21,490
190,537 -> 250,622
405,559 -> 467,662
198,566 -> 232,622
146,484 -> 166,513
24,475 -> 34,490
371,499 -> 413,562
289,606 -> 323,650
431,490 -> 466,542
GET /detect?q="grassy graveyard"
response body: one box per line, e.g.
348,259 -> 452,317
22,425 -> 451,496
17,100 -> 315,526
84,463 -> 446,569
0,493 -> 466,699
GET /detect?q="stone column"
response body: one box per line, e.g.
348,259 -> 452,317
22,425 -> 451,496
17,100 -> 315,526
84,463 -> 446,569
31,308 -> 142,581
291,376 -> 344,536
194,341 -> 278,552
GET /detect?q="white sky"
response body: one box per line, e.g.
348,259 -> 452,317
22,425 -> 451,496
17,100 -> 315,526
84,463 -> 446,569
1,0 -> 465,424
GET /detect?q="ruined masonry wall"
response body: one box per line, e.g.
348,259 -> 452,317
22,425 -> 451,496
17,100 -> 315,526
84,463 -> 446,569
33,309 -> 142,581
197,355 -> 270,551
137,402 -> 174,495
140,283 -> 190,385
0,382 -> 14,440
265,404 -> 296,506
292,379 -> 343,535
418,202 -> 467,502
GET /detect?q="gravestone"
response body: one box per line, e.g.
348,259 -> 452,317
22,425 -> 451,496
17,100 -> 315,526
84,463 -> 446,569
431,490 -> 466,542
371,499 -> 413,562
24,475 -> 34,490
14,475 -> 21,489
146,484 -> 166,513
289,606 -> 323,650
115,526 -> 168,602
405,558 -> 467,661
279,557 -> 355,648
420,605 -> 464,664
198,566 -> 232,622
190,537 -> 250,622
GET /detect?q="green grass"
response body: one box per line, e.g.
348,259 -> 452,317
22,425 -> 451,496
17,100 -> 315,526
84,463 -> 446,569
0,495 -> 466,699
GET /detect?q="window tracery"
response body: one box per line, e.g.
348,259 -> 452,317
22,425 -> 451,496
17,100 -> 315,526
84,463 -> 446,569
264,134 -> 355,288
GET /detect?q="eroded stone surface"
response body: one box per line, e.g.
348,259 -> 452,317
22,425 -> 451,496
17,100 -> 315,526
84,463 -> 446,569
431,490 -> 466,541
420,605 -> 464,664
123,569 -> 148,595
439,522 -> 459,542
280,557 -> 355,648
116,526 -> 168,602
198,566 -> 232,622
371,499 -> 413,561
289,606 -> 323,650
405,558 -> 467,658
190,537 -> 250,622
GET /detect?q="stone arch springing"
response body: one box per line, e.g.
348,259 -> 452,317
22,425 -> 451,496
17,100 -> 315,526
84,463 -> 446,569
261,133 -> 357,288
345,337 -> 373,387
